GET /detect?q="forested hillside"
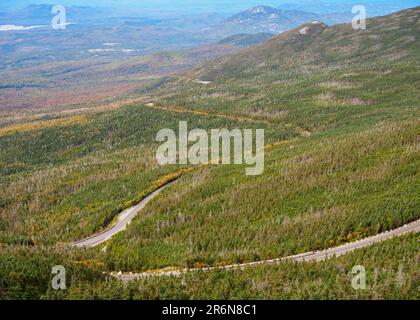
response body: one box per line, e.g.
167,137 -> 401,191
0,7 -> 419,300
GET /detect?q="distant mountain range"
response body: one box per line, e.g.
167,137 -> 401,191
188,6 -> 420,82
277,0 -> 420,15
0,4 -> 112,25
2,3 -> 419,72
224,6 -> 320,33
219,5 -> 350,34
218,2 -> 420,34
2,3 -> 419,36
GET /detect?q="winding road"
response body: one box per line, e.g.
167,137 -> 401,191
72,183 -> 172,248
116,219 -> 420,280
71,177 -> 419,279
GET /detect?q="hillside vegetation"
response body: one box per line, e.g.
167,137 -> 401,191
0,7 -> 419,300
145,7 -> 419,135
0,105 -> 290,244
106,120 -> 419,271
1,233 -> 418,299
104,7 -> 420,271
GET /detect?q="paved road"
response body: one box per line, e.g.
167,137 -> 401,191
72,183 -> 171,248
72,139 -> 291,248
116,219 -> 420,281
70,165 -> 419,279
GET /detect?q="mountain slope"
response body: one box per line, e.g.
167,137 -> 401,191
144,6 -> 419,138
1,6 -> 419,301
105,7 -> 420,274
189,7 -> 419,81
217,33 -> 274,47
190,20 -> 328,81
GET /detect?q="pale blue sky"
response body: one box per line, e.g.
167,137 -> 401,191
1,0 -> 419,14
2,0 -> 282,12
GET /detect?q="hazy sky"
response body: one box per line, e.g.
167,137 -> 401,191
2,0 -> 282,12
1,0 -> 419,14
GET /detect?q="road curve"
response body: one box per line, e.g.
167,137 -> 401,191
72,183 -> 172,248
71,139 -> 291,248
69,157 -> 419,278
115,219 -> 420,281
